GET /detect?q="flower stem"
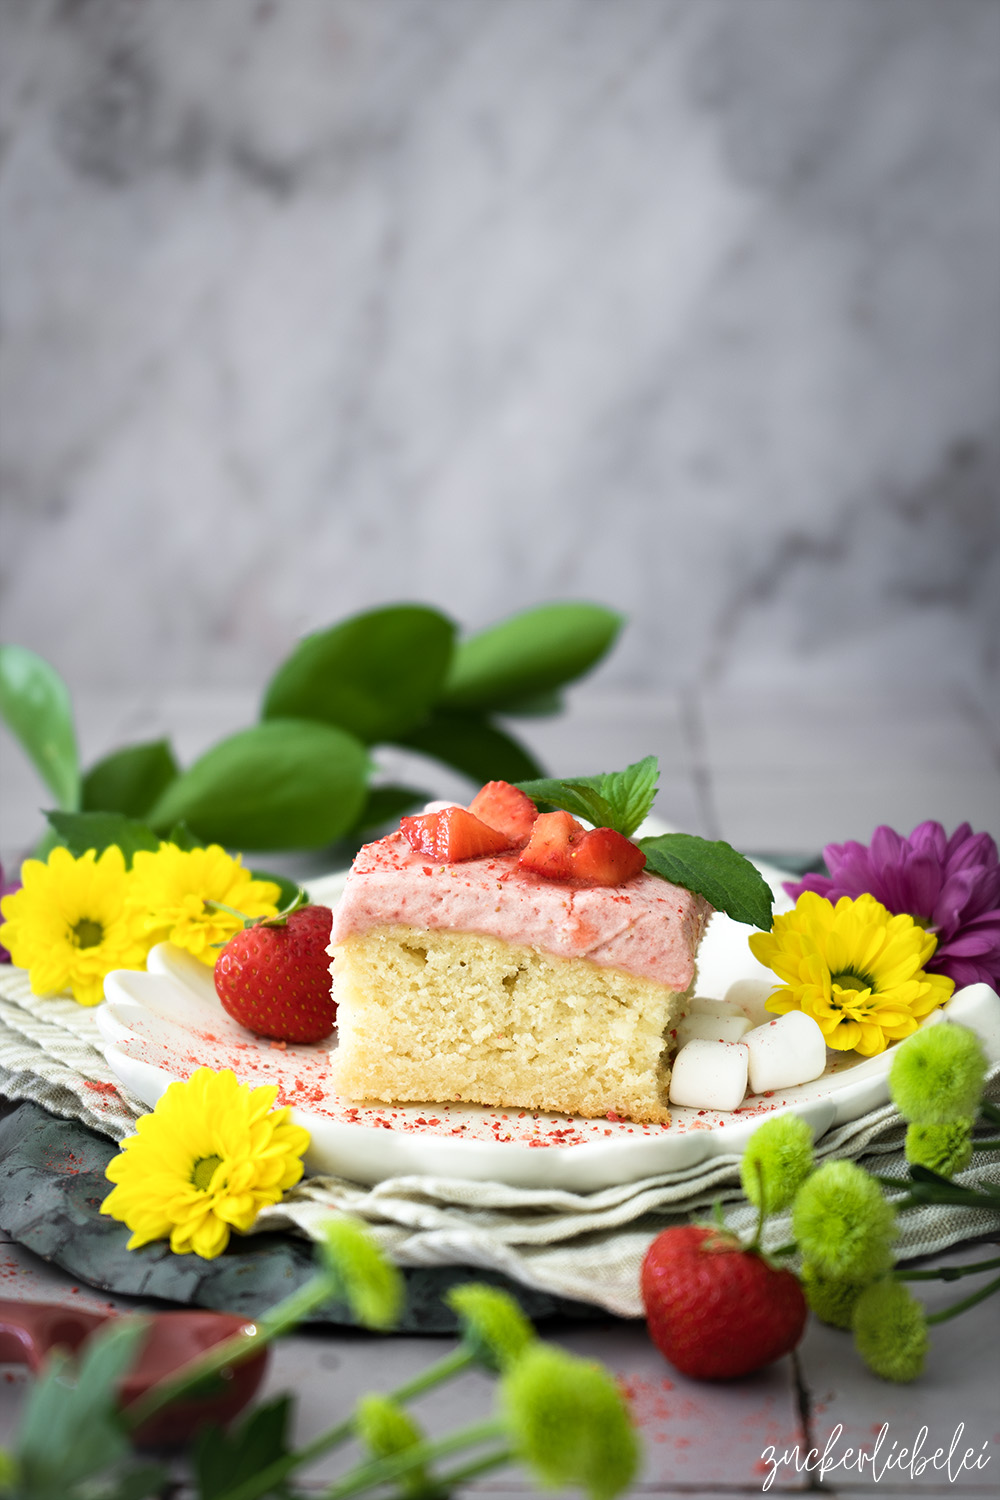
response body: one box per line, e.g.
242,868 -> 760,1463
320,1418 -> 507,1499
925,1274 -> 1000,1325
896,1255 -> 1000,1282
871,1175 -> 1000,1209
433,1443 -> 514,1490
971,1138 -> 1000,1151
978,1100 -> 1000,1127
215,1344 -> 478,1500
122,1268 -> 339,1430
750,1159 -> 766,1252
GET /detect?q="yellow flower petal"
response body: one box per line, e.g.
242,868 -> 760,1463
0,846 -> 153,1003
101,1067 -> 310,1260
751,892 -> 953,1058
127,845 -> 280,966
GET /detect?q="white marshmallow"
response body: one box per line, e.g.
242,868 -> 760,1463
744,1011 -> 828,1094
724,978 -> 779,1028
676,1011 -> 753,1048
421,800 -> 463,813
689,995 -> 749,1018
669,1039 -> 749,1112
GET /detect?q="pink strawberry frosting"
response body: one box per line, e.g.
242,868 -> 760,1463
330,831 -> 712,989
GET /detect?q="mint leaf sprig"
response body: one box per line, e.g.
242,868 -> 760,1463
518,754 -> 659,837
519,757 -> 774,930
641,832 -> 774,930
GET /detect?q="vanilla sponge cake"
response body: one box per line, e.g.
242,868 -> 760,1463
328,832 -> 712,1124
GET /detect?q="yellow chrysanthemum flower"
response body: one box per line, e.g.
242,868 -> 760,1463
127,843 -> 281,964
749,891 -> 954,1056
0,846 -> 151,1006
101,1067 -> 310,1259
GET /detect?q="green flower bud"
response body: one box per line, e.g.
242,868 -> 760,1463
852,1279 -> 929,1382
356,1393 -> 423,1457
905,1118 -> 975,1176
446,1282 -> 536,1372
792,1161 -> 896,1281
0,1448 -> 18,1496
889,1022 -> 987,1125
319,1217 -> 404,1331
741,1114 -> 815,1216
501,1344 -> 639,1500
801,1262 -> 869,1329
356,1395 -> 427,1499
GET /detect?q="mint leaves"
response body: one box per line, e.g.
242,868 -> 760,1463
518,757 -> 774,929
262,605 -> 455,743
441,602 -> 623,713
517,755 -> 658,837
640,833 -> 774,930
3,602 -> 622,856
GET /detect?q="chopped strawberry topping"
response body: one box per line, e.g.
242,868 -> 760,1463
570,826 -> 647,886
400,806 -> 516,861
517,810 -> 586,880
519,811 -> 646,887
467,780 -> 538,845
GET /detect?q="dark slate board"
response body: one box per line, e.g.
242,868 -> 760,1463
0,1102 -> 610,1332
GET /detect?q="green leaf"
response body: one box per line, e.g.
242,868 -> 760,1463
440,602 -> 623,712
517,755 -> 659,837
99,1464 -> 171,1500
82,739 -> 179,818
147,719 -> 370,851
45,810 -> 161,866
496,689 -> 565,717
194,1395 -> 294,1500
640,833 -> 775,929
399,709 -> 544,784
16,1319 -> 146,1498
354,783 -> 428,833
515,776 -> 614,827
165,820 -> 201,851
261,605 -> 456,744
0,644 -> 80,811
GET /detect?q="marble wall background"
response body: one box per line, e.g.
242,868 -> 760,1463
2,0 -> 999,713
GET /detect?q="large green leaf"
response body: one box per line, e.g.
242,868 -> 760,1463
261,604 -> 456,743
194,1395 -> 293,1500
0,644 -> 80,810
640,833 -> 775,930
81,738 -> 179,818
147,720 -> 370,851
45,810 -> 161,865
440,602 -> 623,712
354,783 -> 428,832
399,710 -> 544,784
16,1319 -> 159,1499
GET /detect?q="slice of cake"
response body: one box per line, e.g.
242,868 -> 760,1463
328,783 -> 712,1124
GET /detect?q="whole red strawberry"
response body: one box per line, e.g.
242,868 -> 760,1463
214,903 -> 336,1043
640,1224 -> 807,1380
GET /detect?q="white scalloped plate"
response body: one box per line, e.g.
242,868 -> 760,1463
97,864 -> 1000,1192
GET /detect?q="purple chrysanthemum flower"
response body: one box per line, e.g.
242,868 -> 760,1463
785,823 -> 1000,991
0,860 -> 21,964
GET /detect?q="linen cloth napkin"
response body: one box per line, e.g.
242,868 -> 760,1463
1,962 -> 998,1318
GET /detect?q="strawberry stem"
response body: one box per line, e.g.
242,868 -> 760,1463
204,887 -> 308,932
